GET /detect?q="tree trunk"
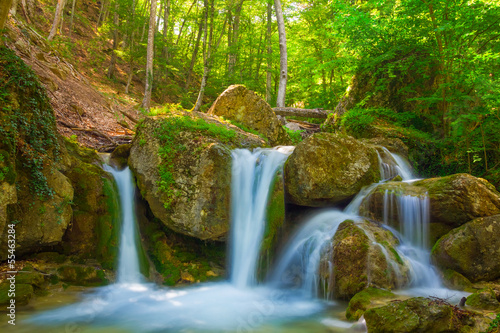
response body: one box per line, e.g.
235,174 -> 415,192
175,0 -> 196,47
1,0 -> 14,29
265,0 -> 272,104
68,0 -> 76,37
273,107 -> 331,119
185,12 -> 204,90
107,1 -> 119,79
274,0 -> 287,107
48,0 -> 66,40
9,0 -> 17,16
227,0 -> 244,80
193,0 -> 210,112
141,0 -> 157,111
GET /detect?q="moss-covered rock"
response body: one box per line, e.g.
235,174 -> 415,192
440,269 -> 474,291
129,113 -> 264,241
432,215 -> 500,283
466,288 -> 500,311
57,265 -> 108,286
109,144 -> 131,170
258,171 -> 286,279
138,210 -> 225,286
361,174 -> 500,246
320,219 -> 410,300
346,287 -> 398,321
61,139 -> 120,270
285,133 -> 380,207
208,85 -> 291,146
415,174 -> 500,228
364,297 -> 479,333
0,282 -> 34,306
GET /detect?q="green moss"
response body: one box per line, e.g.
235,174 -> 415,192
56,265 -> 109,286
346,287 -> 396,321
142,217 -> 225,286
95,177 -> 121,270
0,283 -> 34,306
0,46 -> 60,199
154,115 -> 238,210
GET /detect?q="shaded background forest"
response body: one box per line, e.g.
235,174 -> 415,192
2,0 -> 500,186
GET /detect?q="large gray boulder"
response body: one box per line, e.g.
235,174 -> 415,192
432,214 -> 500,282
285,133 -> 380,207
129,112 -> 265,241
208,85 -> 291,146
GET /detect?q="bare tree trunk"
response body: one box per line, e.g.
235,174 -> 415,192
194,0 -> 226,112
1,0 -> 14,29
107,1 -> 119,79
175,0 -> 196,46
162,0 -> 171,79
185,12 -> 204,90
227,0 -> 244,80
9,0 -> 17,17
48,0 -> 66,40
265,0 -> 272,104
193,0 -> 210,112
274,0 -> 287,107
141,0 -> 157,111
68,0 -> 76,37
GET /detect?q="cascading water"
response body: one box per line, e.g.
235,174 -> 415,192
104,166 -> 143,284
230,148 -> 291,287
29,149 -> 329,332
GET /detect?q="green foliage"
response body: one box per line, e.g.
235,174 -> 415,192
0,46 -> 60,198
482,312 -> 500,333
154,114 -> 237,210
283,126 -> 304,145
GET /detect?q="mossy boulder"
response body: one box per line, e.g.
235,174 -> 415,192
362,137 -> 409,158
466,288 -> 500,311
109,144 -> 131,170
208,85 -> 291,146
0,181 -> 16,245
415,174 -> 500,228
5,164 -> 74,258
0,283 -> 34,306
258,171 -> 286,279
57,265 -> 108,286
129,112 -> 264,241
440,269 -> 473,291
364,297 -> 479,333
432,215 -> 500,282
346,287 -> 398,321
285,133 -> 380,207
138,210 -> 225,286
319,219 -> 410,299
361,174 -> 500,245
60,139 -> 120,270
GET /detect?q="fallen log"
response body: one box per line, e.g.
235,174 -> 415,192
273,107 -> 333,119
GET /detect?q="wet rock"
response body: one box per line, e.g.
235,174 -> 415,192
363,137 -> 409,157
466,288 -> 500,311
320,219 -> 410,300
361,174 -> 500,245
364,297 -> 480,333
109,143 -> 132,170
432,215 -> 500,282
346,287 -> 397,321
285,133 -> 380,207
208,85 -> 291,146
57,265 -> 108,286
0,283 -> 34,306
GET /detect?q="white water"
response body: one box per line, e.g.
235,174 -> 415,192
31,150 -> 348,332
104,166 -> 143,284
230,148 -> 291,287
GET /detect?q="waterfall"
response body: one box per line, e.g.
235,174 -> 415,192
377,147 -> 416,181
104,166 -> 142,284
381,189 -> 441,288
230,148 -> 291,287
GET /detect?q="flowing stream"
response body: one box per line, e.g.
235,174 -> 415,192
25,147 -> 465,332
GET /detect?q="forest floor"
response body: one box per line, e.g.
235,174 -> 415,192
3,0 -> 153,150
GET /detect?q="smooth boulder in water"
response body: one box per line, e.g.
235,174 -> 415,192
285,133 -> 380,207
319,219 -> 411,299
432,214 -> 500,282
